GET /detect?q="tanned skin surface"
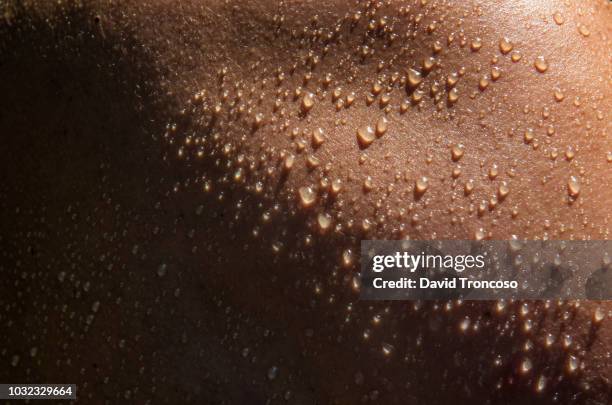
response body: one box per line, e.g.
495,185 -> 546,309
0,0 -> 610,403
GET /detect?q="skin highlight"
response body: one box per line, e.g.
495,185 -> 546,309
0,0 -> 611,403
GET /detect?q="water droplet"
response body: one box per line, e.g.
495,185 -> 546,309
298,186 -> 316,207
578,24 -> 590,37
567,176 -> 581,198
317,213 -> 332,231
342,249 -> 353,267
363,176 -> 374,191
459,317 -> 471,331
488,164 -> 499,180
553,12 -> 565,25
449,73 -> 461,88
521,358 -> 533,374
534,56 -> 548,73
491,67 -> 501,81
284,153 -> 295,171
415,176 -> 429,195
498,182 -> 510,199
479,76 -> 489,90
254,112 -> 265,128
536,375 -> 546,392
157,263 -> 167,277
354,372 -> 364,385
312,128 -> 325,147
593,307 -> 605,323
451,144 -> 464,161
471,37 -> 482,51
375,117 -> 388,137
475,228 -> 486,241
382,343 -> 394,356
331,178 -> 342,194
567,355 -> 578,373
306,155 -> 320,169
407,68 -> 423,88
301,92 -> 315,112
357,126 -> 376,148
267,366 -> 279,380
423,56 -> 436,72
499,37 -> 513,54
464,179 -> 475,195
448,88 -> 459,103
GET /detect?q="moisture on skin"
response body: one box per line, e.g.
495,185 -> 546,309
0,0 -> 611,404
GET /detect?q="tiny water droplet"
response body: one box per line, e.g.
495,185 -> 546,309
298,186 -> 317,207
499,37 -> 513,54
534,56 -> 548,73
407,68 -> 423,88
357,126 -> 376,148
301,92 -> 315,112
415,176 -> 429,195
157,263 -> 167,277
567,176 -> 581,198
451,144 -> 464,161
375,117 -> 388,137
521,358 -> 533,374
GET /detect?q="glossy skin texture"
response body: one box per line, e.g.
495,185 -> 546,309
0,0 -> 611,403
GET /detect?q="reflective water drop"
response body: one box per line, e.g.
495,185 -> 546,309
357,126 -> 376,148
447,88 -> 459,103
382,343 -> 394,356
451,144 -> 464,161
499,37 -> 513,54
464,179 -> 475,195
521,358 -> 532,374
301,92 -> 315,112
536,375 -> 546,392
267,366 -> 279,380
578,24 -> 590,37
342,249 -> 353,267
475,228 -> 486,241
317,213 -> 332,231
498,182 -> 510,199
375,117 -> 388,137
553,12 -> 565,25
331,178 -> 342,194
312,128 -> 325,147
471,37 -> 482,51
298,186 -> 316,207
491,67 -> 501,81
407,68 -> 423,88
534,56 -> 548,73
415,176 -> 429,195
284,153 -> 295,171
157,263 -> 167,277
567,176 -> 580,198
593,307 -> 605,323
479,76 -> 489,90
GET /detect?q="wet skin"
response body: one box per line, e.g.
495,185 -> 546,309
0,0 -> 611,404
